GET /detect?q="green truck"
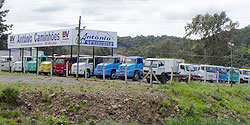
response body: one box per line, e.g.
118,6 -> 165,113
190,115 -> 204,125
226,67 -> 240,83
25,54 -> 48,72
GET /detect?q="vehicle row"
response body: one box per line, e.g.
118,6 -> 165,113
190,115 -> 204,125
1,55 -> 249,84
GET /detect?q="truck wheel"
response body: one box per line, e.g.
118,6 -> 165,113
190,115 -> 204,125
147,78 -> 150,83
84,70 -> 90,78
110,70 -> 116,80
160,74 -> 168,84
133,71 -> 139,81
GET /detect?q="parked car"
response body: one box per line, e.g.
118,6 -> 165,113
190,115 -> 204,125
53,55 -> 77,76
71,56 -> 104,78
25,54 -> 48,72
94,57 -> 121,79
116,56 -> 144,81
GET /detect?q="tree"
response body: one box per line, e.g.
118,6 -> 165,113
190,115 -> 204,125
0,0 -> 12,50
185,11 -> 239,65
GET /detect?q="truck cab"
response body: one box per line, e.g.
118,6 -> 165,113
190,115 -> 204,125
71,56 -> 104,78
198,65 -> 217,82
53,56 -> 77,76
13,56 -> 33,72
94,57 -> 121,79
239,69 -> 249,83
143,58 -> 185,83
178,63 -> 200,80
39,56 -> 57,75
116,57 -> 144,81
25,54 -> 48,72
216,66 -> 228,82
226,67 -> 240,83
1,56 -> 13,71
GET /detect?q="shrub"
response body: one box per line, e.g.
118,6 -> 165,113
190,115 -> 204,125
0,86 -> 20,104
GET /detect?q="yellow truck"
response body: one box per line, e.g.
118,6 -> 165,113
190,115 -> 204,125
39,56 -> 56,75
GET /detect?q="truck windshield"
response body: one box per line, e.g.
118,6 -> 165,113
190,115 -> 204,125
56,59 -> 65,64
217,67 -> 226,73
186,66 -> 194,71
243,70 -> 249,75
125,58 -> 136,64
103,58 -> 114,63
144,60 -> 158,68
79,58 -> 88,63
233,69 -> 239,74
26,57 -> 32,61
206,67 -> 216,73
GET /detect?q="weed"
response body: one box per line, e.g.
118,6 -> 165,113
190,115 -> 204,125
0,86 -> 20,104
46,115 -> 53,124
162,100 -> 170,107
41,91 -> 51,102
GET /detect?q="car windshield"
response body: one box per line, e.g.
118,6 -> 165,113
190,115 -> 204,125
217,67 -> 227,73
103,58 -> 114,63
206,67 -> 216,73
242,70 -> 249,75
125,58 -> 136,64
144,60 -> 158,68
79,58 -> 88,63
56,59 -> 65,64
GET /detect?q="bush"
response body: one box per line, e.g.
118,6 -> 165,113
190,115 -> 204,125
0,86 -> 20,104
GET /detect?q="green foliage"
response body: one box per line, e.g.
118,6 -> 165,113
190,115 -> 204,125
0,86 -> 20,104
162,100 -> 170,107
46,115 -> 53,124
41,91 -> 51,102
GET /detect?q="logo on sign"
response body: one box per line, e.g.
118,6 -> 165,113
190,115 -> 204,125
62,31 -> 70,41
10,36 -> 15,43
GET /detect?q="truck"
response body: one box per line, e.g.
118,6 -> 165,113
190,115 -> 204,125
143,58 -> 186,83
178,63 -> 200,80
39,56 -> 58,75
116,56 -> 144,81
215,66 -> 228,82
13,56 -> 33,72
53,56 -> 77,76
71,56 -> 104,78
0,56 -> 13,71
25,54 -> 48,72
239,69 -> 249,83
94,57 -> 121,79
226,67 -> 240,83
198,65 -> 217,82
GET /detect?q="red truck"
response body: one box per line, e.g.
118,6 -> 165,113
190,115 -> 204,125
54,55 -> 77,76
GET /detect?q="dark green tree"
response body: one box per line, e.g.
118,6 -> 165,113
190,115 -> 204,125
0,0 -> 12,50
185,11 -> 239,65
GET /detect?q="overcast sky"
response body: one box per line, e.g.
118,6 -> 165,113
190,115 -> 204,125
3,0 -> 250,37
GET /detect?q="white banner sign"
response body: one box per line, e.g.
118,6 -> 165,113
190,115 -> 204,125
8,28 -> 75,48
73,29 -> 117,48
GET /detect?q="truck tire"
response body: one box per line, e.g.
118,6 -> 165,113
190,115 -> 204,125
160,74 -> 168,84
84,70 -> 90,78
110,70 -> 116,80
133,71 -> 139,81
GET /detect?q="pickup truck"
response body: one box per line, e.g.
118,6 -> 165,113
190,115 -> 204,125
94,57 -> 121,79
116,56 -> 143,81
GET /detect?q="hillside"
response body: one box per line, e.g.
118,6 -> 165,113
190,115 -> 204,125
0,73 -> 250,124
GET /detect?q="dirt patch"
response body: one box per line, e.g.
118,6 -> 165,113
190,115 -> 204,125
17,88 -> 178,124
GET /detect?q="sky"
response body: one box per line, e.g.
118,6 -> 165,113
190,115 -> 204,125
3,0 -> 250,37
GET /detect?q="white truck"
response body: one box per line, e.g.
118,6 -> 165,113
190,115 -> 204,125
1,56 -> 13,72
198,65 -> 217,82
13,56 -> 33,72
178,63 -> 201,80
239,69 -> 250,83
143,58 -> 188,83
71,56 -> 104,78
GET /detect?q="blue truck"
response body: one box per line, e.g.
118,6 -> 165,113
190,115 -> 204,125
116,57 -> 144,81
94,57 -> 121,79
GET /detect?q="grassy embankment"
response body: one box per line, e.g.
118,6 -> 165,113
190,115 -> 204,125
0,72 -> 250,124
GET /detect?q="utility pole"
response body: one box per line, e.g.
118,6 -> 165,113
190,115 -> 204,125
76,16 -> 81,80
228,42 -> 234,87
